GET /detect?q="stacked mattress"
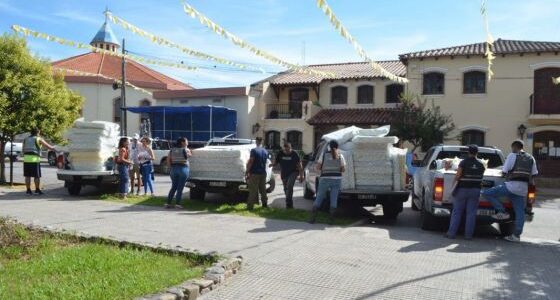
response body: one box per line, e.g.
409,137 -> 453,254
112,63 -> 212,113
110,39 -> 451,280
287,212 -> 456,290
189,145 -> 252,181
65,120 -> 119,171
351,136 -> 399,191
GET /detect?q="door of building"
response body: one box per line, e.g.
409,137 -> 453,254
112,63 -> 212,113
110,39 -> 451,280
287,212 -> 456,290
532,130 -> 560,177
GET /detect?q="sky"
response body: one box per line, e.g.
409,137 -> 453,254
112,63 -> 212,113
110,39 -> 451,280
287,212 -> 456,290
1,0 -> 560,88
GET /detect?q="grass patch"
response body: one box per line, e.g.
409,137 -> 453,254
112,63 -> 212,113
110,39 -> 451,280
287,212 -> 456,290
0,218 -> 210,300
100,194 -> 357,226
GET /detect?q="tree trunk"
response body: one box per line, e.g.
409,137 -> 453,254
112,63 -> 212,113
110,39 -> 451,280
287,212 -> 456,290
9,135 -> 14,186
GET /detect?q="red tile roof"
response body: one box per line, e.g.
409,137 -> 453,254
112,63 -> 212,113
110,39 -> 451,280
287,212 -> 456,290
307,108 -> 395,125
268,61 -> 406,85
153,87 -> 247,99
52,52 -> 192,91
399,39 -> 560,61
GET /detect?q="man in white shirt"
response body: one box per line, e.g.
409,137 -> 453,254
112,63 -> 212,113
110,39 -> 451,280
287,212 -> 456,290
481,140 -> 538,242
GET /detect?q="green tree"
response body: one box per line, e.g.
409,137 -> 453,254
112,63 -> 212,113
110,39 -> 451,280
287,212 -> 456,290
0,34 -> 83,184
390,92 -> 455,152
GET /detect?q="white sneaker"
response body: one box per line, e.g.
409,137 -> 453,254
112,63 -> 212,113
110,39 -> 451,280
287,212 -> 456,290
492,212 -> 510,220
504,234 -> 520,242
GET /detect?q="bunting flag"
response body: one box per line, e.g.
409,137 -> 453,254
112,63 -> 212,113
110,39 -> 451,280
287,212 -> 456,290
11,25 -> 198,71
53,67 -> 153,96
180,2 -> 333,77
553,77 -> 560,85
481,0 -> 495,81
314,0 -> 408,83
105,13 -> 264,72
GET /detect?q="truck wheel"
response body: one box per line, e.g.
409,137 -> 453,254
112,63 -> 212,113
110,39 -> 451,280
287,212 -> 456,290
411,194 -> 420,211
303,183 -> 314,200
48,151 -> 57,166
383,202 -> 402,220
68,184 -> 81,196
499,222 -> 515,237
266,176 -> 276,193
420,207 -> 439,231
160,158 -> 170,175
189,187 -> 205,201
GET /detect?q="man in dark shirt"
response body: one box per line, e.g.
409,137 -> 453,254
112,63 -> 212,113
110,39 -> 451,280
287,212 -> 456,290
273,142 -> 304,209
246,137 -> 269,210
446,145 -> 486,240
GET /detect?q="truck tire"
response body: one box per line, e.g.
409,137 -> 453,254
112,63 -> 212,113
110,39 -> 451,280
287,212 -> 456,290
303,183 -> 314,200
266,176 -> 276,193
68,184 -> 81,196
499,222 -> 515,237
160,158 -> 170,175
383,202 -> 402,220
48,151 -> 57,166
420,193 -> 438,230
234,191 -> 249,202
189,187 -> 205,201
411,194 -> 420,211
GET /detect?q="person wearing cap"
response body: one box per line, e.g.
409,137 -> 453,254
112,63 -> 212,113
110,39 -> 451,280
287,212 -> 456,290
138,136 -> 155,196
128,134 -> 142,195
482,139 -> 538,242
309,140 -> 346,225
446,145 -> 486,240
246,137 -> 269,210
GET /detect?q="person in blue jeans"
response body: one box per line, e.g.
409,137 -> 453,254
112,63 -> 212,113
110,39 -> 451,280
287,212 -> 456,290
481,140 -> 538,242
166,137 -> 191,209
138,137 -> 155,196
309,140 -> 346,225
116,137 -> 133,199
446,145 -> 485,240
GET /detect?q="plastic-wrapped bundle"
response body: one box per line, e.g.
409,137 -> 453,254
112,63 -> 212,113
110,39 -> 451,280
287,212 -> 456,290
339,150 -> 355,190
389,147 -> 408,191
189,146 -> 252,181
357,125 -> 390,137
351,136 -> 399,145
189,170 -> 246,180
189,158 -> 246,172
353,151 -> 390,162
65,119 -> 119,171
322,126 -> 361,144
355,185 -> 393,192
191,147 -> 251,159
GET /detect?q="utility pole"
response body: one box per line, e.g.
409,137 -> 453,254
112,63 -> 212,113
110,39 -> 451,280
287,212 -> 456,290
121,38 -> 127,136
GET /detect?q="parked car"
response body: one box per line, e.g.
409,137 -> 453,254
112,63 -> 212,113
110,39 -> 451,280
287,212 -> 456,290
150,138 -> 171,174
3,142 -> 22,161
411,145 -> 536,235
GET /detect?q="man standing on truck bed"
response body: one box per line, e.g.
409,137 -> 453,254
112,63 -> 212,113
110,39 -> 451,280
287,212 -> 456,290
246,137 -> 269,210
23,128 -> 55,195
482,140 -> 538,242
446,145 -> 485,240
272,142 -> 304,209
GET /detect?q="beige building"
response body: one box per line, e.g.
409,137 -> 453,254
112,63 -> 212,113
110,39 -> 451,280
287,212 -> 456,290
250,61 -> 406,153
400,39 -> 560,177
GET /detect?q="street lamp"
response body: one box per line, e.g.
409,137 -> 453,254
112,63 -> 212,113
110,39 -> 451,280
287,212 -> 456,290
517,124 -> 527,138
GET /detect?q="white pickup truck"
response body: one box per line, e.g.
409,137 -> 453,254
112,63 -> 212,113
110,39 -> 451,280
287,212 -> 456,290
3,142 -> 22,161
412,145 -> 536,235
187,138 -> 275,202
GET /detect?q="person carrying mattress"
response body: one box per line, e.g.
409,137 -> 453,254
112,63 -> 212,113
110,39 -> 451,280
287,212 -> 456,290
309,140 -> 346,225
138,136 -> 155,196
166,137 -> 192,209
272,142 -> 304,209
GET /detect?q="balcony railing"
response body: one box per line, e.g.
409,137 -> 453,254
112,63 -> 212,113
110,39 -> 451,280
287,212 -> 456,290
266,103 -> 303,119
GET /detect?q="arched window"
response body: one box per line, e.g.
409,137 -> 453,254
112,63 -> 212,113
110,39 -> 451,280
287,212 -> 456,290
113,97 -> 122,124
286,130 -> 303,150
265,131 -> 281,150
461,130 -> 485,146
331,86 -> 348,105
423,72 -> 445,95
463,71 -> 486,94
534,68 -> 560,114
386,84 -> 404,103
357,85 -> 374,104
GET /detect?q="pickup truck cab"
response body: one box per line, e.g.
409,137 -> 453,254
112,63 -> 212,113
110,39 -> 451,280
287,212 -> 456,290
187,138 -> 275,202
412,145 -> 536,235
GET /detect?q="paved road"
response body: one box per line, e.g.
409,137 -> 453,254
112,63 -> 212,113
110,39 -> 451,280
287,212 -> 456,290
1,164 -> 559,299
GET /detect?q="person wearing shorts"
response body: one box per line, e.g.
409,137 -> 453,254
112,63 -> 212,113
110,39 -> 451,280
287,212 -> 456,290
22,128 -> 54,195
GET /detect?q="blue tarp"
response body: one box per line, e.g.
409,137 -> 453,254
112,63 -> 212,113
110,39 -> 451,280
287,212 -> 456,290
126,106 -> 237,142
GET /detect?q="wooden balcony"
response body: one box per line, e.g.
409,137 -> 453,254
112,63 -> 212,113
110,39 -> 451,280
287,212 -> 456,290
265,103 -> 303,119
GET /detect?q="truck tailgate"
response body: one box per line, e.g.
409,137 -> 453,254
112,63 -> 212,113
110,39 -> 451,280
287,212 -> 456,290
441,168 -> 505,204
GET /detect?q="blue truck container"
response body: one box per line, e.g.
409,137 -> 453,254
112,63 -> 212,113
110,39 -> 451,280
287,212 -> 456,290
126,106 -> 237,142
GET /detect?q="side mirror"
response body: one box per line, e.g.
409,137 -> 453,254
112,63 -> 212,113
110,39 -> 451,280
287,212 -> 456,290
429,160 -> 437,170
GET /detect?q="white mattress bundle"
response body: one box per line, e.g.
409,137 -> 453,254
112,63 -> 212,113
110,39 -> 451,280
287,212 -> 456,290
65,120 -> 119,171
321,125 -> 408,191
189,146 -> 252,181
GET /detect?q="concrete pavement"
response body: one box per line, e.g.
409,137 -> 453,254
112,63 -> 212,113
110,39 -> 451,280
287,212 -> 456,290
1,183 -> 559,300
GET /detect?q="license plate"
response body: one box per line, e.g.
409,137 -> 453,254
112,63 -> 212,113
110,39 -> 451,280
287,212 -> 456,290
209,182 -> 227,187
357,194 -> 376,200
477,209 -> 494,216
81,175 -> 98,180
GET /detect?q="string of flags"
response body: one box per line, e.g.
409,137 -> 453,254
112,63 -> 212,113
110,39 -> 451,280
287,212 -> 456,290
480,0 -> 496,81
181,2 -> 333,77
105,13 -> 265,73
53,67 -> 153,96
11,25 -> 198,71
314,0 -> 408,84
553,77 -> 560,85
